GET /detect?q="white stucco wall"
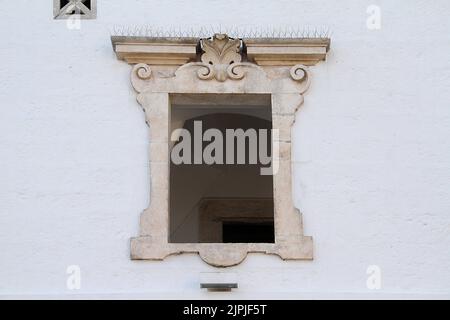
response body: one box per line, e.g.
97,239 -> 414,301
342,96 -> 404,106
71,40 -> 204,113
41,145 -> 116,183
0,0 -> 449,299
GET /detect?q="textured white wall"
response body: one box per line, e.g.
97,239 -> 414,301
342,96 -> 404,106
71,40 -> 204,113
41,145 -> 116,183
0,0 -> 449,298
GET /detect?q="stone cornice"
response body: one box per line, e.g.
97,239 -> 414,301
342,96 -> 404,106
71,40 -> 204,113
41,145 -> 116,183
244,37 -> 330,66
111,35 -> 330,66
111,36 -> 199,65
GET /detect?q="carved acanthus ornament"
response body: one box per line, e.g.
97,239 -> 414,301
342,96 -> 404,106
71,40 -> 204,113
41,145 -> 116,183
198,34 -> 243,81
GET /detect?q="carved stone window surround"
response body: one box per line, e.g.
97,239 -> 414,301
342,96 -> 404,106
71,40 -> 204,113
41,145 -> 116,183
111,34 -> 330,267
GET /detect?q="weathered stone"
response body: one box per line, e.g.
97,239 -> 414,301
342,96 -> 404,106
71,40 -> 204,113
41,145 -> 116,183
113,33 -> 330,267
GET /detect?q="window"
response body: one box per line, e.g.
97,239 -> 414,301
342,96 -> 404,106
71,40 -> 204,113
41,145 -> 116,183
112,33 -> 330,266
169,94 -> 274,244
223,221 -> 274,243
53,0 -> 96,19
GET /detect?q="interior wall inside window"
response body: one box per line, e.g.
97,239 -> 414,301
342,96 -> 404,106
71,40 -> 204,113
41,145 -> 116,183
169,94 -> 274,243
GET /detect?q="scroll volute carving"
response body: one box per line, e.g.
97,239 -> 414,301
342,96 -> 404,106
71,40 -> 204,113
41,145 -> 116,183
199,34 -> 242,82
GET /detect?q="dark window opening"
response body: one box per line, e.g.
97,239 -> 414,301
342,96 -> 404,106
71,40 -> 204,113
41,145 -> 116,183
169,94 -> 275,244
223,221 -> 275,243
60,0 -> 91,13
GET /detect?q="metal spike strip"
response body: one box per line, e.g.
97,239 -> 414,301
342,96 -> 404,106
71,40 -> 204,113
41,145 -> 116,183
110,25 -> 331,39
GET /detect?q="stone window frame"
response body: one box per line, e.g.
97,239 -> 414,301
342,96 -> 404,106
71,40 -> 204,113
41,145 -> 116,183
111,33 -> 330,267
